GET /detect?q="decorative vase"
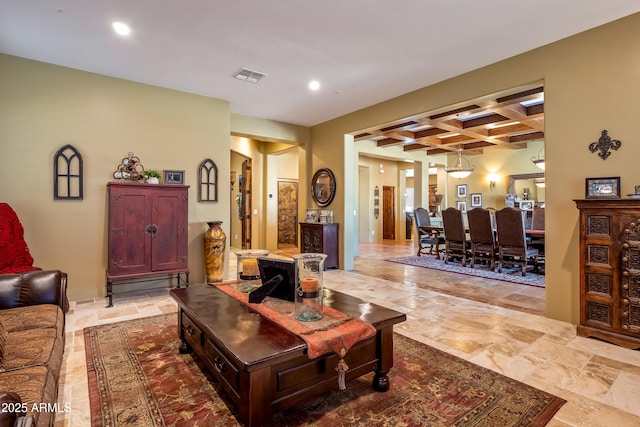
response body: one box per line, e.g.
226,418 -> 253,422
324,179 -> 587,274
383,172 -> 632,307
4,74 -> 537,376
235,249 -> 270,293
204,221 -> 226,283
293,253 -> 327,322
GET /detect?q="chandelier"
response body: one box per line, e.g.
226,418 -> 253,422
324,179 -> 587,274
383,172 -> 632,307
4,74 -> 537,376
531,147 -> 545,170
445,146 -> 475,179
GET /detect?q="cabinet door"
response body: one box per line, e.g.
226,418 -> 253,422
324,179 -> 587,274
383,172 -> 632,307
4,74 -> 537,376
152,188 -> 188,271
108,187 -> 153,276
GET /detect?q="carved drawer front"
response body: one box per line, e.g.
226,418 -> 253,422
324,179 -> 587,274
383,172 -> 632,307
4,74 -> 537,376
586,244 -> 611,266
586,273 -> 613,297
181,312 -> 203,352
585,300 -> 613,328
585,214 -> 612,237
204,337 -> 240,395
620,221 -> 640,334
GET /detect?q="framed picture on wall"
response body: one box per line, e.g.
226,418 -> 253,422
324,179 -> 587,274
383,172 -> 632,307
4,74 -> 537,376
456,184 -> 467,198
456,201 -> 467,212
471,193 -> 482,207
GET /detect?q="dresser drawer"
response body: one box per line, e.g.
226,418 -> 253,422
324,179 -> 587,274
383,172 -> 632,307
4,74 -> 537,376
181,311 -> 203,352
205,337 -> 240,397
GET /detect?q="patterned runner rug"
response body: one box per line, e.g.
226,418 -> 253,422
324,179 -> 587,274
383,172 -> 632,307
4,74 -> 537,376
85,314 -> 565,426
388,255 -> 545,287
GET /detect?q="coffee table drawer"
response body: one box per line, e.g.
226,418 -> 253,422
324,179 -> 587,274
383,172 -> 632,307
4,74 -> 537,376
205,337 -> 240,394
181,311 -> 203,352
276,338 -> 377,392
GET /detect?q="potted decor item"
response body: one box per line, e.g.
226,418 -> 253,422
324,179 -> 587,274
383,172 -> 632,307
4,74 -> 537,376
204,221 -> 226,282
145,170 -> 161,184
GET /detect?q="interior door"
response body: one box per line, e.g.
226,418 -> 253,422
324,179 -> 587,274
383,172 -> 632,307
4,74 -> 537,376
383,185 -> 395,240
241,159 -> 252,249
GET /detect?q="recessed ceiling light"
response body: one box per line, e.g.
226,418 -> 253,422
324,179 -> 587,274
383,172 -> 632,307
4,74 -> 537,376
309,80 -> 320,91
112,22 -> 131,36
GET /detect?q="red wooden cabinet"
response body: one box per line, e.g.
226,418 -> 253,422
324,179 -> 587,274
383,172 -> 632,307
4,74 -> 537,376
106,182 -> 189,306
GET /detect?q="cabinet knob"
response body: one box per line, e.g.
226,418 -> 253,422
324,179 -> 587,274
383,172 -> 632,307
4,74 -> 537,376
623,299 -> 630,305
623,243 -> 629,249
623,311 -> 628,317
623,284 -> 629,290
623,270 -> 629,277
144,223 -> 159,237
213,356 -> 226,373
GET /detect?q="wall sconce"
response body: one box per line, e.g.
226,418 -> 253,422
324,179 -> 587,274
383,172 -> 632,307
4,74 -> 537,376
487,173 -> 499,192
379,163 -> 384,174
230,171 -> 237,190
531,147 -> 545,170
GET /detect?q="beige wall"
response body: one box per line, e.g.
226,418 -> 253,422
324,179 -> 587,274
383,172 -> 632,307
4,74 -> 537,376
0,54 -> 232,300
310,13 -> 640,324
0,54 -> 308,302
442,140 -> 546,210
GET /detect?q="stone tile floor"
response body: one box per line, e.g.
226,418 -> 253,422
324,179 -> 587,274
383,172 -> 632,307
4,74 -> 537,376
56,241 -> 640,426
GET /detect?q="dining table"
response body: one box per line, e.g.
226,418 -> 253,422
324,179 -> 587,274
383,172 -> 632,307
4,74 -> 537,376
418,226 -> 545,260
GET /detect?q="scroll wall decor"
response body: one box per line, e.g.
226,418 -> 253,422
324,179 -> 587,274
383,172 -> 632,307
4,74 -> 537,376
589,129 -> 621,160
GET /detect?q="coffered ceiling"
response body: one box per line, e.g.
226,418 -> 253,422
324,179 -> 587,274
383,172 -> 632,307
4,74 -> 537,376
354,85 -> 544,156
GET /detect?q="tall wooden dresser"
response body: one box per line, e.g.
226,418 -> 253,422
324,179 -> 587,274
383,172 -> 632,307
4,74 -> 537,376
575,199 -> 640,349
299,222 -> 339,269
106,182 -> 189,307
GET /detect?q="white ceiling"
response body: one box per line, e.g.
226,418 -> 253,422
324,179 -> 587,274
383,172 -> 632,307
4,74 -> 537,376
1,1 -> 639,127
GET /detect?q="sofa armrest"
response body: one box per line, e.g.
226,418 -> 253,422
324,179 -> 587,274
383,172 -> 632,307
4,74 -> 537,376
0,270 -> 68,312
0,391 -> 23,427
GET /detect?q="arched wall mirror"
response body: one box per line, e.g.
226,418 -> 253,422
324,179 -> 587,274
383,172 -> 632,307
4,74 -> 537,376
311,168 -> 336,207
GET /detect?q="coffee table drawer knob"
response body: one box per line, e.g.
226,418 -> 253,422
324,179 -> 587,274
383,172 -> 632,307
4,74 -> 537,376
185,325 -> 196,336
214,356 -> 227,373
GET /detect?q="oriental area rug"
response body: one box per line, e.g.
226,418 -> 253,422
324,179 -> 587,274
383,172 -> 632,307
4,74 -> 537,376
388,256 -> 545,288
85,314 -> 565,427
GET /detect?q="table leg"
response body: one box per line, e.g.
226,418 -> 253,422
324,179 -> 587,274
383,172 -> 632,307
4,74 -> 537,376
106,278 -> 113,308
372,326 -> 394,392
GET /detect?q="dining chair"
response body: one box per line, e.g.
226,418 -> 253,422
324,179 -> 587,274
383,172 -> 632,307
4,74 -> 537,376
413,207 -> 443,257
442,207 -> 470,265
495,207 -> 539,276
467,207 -> 498,270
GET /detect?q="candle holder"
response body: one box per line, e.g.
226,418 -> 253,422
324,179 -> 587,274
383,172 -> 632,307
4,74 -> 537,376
235,249 -> 270,293
293,253 -> 327,322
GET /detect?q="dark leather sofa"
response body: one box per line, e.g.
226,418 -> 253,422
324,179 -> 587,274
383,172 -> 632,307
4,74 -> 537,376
0,270 -> 67,427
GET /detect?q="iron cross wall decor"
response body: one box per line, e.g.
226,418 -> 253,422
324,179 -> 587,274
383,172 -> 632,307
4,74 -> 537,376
589,129 -> 621,160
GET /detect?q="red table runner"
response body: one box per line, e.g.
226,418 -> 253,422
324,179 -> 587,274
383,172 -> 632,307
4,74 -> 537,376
215,283 -> 376,359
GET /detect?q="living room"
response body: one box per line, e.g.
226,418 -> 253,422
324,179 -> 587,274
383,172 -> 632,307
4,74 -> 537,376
2,3 -> 640,426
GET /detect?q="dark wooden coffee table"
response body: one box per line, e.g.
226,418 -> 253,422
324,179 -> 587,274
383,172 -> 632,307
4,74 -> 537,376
170,284 -> 406,427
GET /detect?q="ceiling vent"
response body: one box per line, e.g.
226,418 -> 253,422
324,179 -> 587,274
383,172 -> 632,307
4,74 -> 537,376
232,68 -> 267,83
